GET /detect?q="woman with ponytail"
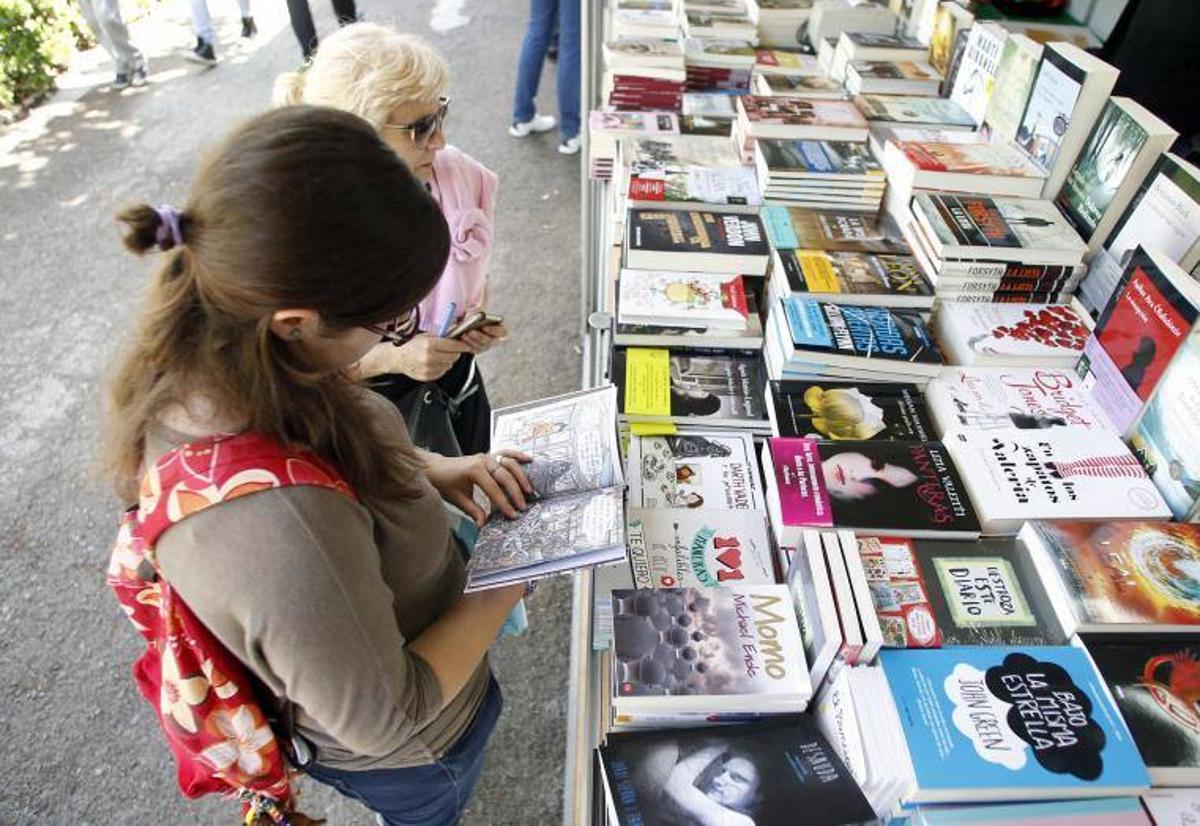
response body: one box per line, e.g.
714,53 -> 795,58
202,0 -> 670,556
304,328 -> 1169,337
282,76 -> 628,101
105,105 -> 532,826
275,23 -> 505,456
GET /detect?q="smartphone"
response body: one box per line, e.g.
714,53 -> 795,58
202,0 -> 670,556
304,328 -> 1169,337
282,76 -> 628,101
445,311 -> 503,339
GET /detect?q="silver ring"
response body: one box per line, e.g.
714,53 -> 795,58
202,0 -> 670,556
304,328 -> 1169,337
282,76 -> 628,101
488,454 -> 503,474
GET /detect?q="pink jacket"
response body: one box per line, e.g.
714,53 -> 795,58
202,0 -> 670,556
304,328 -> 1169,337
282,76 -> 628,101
417,144 -> 499,333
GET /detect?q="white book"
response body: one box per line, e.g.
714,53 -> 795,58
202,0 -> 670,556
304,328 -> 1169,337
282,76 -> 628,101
947,22 -> 1006,127
626,506 -> 775,589
813,662 -> 868,792
944,428 -> 1171,535
981,32 -> 1042,143
618,270 -> 752,329
837,528 -> 883,665
933,303 -> 1090,368
789,530 -> 842,691
845,61 -> 942,97
626,430 -> 763,510
911,192 -> 1086,267
830,30 -> 928,83
822,529 -> 864,663
806,0 -> 898,49
1013,42 -> 1120,200
881,140 -> 1046,217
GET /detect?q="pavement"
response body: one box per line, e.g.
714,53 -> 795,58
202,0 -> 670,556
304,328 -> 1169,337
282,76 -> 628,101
0,0 -> 581,822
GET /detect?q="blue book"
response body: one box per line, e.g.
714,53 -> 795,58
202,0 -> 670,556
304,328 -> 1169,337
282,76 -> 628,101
909,797 -> 1150,825
880,645 -> 1149,803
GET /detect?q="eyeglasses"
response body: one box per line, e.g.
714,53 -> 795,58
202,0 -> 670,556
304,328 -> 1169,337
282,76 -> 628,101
363,305 -> 421,346
382,97 -> 450,149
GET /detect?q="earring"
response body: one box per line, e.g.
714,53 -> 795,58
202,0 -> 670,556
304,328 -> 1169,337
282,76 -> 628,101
289,328 -> 302,340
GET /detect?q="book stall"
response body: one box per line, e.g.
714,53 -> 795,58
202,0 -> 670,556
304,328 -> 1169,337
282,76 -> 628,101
565,1 -> 1200,824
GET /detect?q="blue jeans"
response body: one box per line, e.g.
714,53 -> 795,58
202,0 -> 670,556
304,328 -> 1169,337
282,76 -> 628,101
511,0 -> 580,139
305,677 -> 503,826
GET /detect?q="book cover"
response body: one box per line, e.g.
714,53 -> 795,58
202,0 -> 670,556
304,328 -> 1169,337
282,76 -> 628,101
755,74 -> 846,97
610,586 -> 809,710
627,431 -> 763,510
614,348 -> 768,424
739,95 -> 868,129
984,34 -> 1041,142
945,429 -> 1169,535
1029,521 -> 1200,630
910,798 -> 1151,826
754,49 -> 822,75
879,646 -> 1150,799
934,304 -> 1089,367
628,208 -> 770,259
781,297 -> 944,367
789,532 -> 842,690
681,92 -> 738,119
850,59 -> 940,81
598,717 -> 875,826
1016,45 -> 1086,173
854,94 -> 976,128
1128,338 -> 1200,520
857,535 -> 1063,648
768,438 -> 980,537
949,22 -> 1005,127
777,250 -> 934,303
1142,789 -> 1200,824
627,136 -> 762,206
1056,99 -> 1151,241
769,379 -> 933,441
925,367 -> 1110,435
761,205 -> 909,252
625,507 -> 774,589
619,270 -> 750,329
914,193 -> 1086,259
1084,634 -> 1200,783
757,139 -> 883,177
590,110 -> 681,136
895,140 -> 1045,177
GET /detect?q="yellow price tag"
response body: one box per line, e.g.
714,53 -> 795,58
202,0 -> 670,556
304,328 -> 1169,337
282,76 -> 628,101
624,348 -> 672,417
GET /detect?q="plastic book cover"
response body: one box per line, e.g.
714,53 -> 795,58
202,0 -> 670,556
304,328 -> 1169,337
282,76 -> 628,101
610,586 -> 808,705
627,431 -> 762,510
946,430 -> 1169,534
925,367 -> 1109,434
628,209 -> 770,257
1084,634 -> 1200,779
778,250 -> 933,300
915,193 -> 1085,256
935,304 -> 1089,365
854,95 -> 976,128
880,645 -> 1151,796
1030,521 -> 1200,629
769,379 -> 933,441
614,348 -> 767,423
1015,46 -> 1085,172
1128,339 -> 1200,519
895,140 -> 1044,177
761,205 -> 908,252
598,717 -> 875,826
781,297 -> 944,366
619,271 -> 749,328
984,35 -> 1041,142
739,96 -> 868,128
858,535 -> 1062,648
1057,100 -> 1150,240
768,438 -> 979,535
757,139 -> 883,176
625,507 -> 774,589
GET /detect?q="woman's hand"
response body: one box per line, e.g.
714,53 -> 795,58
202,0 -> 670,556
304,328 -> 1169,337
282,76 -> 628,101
459,320 -> 510,355
353,335 -> 471,383
423,449 -> 534,525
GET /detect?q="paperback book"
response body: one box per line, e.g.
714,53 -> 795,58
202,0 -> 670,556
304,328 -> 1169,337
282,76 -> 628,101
763,438 -> 981,544
625,507 -> 774,590
625,135 -> 762,209
468,386 -> 626,590
754,138 -> 883,180
933,304 -> 1090,368
752,73 -> 846,99
882,141 -> 1047,213
944,428 -> 1170,535
771,249 -> 934,309
611,585 -> 812,714
735,95 -> 869,142
911,192 -> 1087,267
982,33 -> 1041,143
925,366 -> 1111,437
787,531 -> 842,690
854,94 -> 977,130
626,208 -> 771,275
761,205 -> 909,253
948,22 -> 1006,127
618,270 -> 750,329
845,61 -> 941,96
767,379 -> 933,441
613,347 -> 769,431
626,430 -> 763,510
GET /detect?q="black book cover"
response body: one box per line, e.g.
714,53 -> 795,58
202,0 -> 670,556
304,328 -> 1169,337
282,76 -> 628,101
769,379 -> 933,441
613,347 -> 767,422
599,717 -> 875,826
1083,633 -> 1200,776
629,208 -> 770,258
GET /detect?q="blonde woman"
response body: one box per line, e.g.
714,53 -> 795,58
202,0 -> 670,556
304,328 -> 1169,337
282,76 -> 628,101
276,24 -> 508,455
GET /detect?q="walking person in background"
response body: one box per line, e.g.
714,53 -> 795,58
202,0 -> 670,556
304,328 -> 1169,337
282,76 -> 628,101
285,0 -> 357,59
276,24 -> 508,455
75,0 -> 147,89
184,0 -> 256,66
509,0 -> 580,154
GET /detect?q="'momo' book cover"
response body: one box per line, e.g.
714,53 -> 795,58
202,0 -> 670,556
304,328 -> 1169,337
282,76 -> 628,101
879,646 -> 1149,802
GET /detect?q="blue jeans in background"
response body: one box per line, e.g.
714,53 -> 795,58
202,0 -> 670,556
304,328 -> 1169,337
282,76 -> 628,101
305,676 -> 503,826
511,0 -> 580,140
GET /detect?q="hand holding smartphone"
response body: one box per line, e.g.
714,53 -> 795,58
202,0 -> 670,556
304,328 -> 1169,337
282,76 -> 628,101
445,311 -> 504,340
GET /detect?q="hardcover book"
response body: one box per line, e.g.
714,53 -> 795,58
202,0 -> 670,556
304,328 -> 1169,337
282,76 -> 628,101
468,386 -> 627,590
912,193 -> 1087,266
1083,633 -> 1200,785
1027,521 -> 1200,634
613,347 -> 768,430
626,208 -> 771,275
761,205 -> 909,253
764,438 -> 980,543
773,249 -> 934,308
598,717 -> 875,826
982,33 -> 1041,143
618,270 -> 750,329
855,534 -> 1064,648
625,507 -> 774,590
944,429 -> 1170,535
611,585 -> 811,713
626,431 -> 763,510
879,645 -> 1151,802
767,379 -> 933,441
933,304 -> 1090,368
925,366 -> 1111,437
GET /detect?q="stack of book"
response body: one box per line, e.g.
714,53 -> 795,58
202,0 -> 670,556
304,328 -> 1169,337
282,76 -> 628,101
752,139 -> 885,212
754,0 -> 811,47
587,109 -> 679,181
619,134 -> 761,212
828,30 -> 929,84
751,70 -> 846,99
733,95 -> 869,164
682,37 -> 756,94
602,38 -> 687,112
681,0 -> 758,41
611,0 -> 680,40
805,0 -> 897,50
844,60 -> 942,97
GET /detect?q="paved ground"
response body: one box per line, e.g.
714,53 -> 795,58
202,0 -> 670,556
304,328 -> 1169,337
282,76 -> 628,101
0,1 -> 581,822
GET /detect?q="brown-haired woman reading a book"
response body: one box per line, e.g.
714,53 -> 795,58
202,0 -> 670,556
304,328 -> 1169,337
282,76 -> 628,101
104,106 -> 533,825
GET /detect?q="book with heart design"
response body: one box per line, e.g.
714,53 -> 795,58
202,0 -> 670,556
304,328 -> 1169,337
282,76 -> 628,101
626,507 -> 774,590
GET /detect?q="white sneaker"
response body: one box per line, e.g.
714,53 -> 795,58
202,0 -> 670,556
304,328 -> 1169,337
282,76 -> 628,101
558,136 -> 581,155
509,114 -> 557,137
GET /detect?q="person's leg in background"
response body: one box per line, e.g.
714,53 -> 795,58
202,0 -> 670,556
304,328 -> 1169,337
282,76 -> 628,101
329,0 -> 357,27
185,0 -> 218,64
509,0 -> 559,137
285,0 -> 318,59
235,0 -> 257,38
555,0 -> 580,152
76,0 -> 147,87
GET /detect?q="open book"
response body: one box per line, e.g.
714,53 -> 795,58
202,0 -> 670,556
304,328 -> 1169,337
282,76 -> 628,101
464,385 -> 627,591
